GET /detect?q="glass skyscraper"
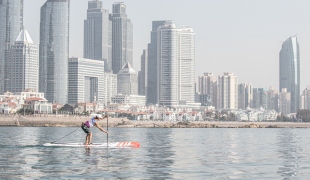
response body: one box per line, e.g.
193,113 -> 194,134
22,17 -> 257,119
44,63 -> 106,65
279,36 -> 300,113
111,2 -> 133,74
0,0 -> 23,93
39,0 -> 70,104
146,20 -> 172,105
84,0 -> 112,71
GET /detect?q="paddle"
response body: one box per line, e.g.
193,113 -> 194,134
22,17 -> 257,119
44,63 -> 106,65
107,114 -> 109,145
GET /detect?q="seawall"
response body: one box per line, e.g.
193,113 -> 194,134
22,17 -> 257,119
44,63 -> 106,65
1,116 -> 310,128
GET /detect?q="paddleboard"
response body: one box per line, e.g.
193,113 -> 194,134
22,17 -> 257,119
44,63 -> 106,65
43,142 -> 140,148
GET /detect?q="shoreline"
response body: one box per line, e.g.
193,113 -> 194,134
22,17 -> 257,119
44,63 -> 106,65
0,116 -> 309,128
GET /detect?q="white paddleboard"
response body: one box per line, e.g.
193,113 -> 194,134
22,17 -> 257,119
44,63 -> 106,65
43,142 -> 140,148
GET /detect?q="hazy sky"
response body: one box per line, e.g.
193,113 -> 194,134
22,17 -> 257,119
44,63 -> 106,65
24,0 -> 310,91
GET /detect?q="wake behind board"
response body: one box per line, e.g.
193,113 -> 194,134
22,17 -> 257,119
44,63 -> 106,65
43,142 -> 140,148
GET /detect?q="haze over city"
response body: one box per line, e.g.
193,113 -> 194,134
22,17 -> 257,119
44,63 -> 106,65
23,0 -> 310,90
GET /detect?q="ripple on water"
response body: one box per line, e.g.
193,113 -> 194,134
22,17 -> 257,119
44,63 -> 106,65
1,127 -> 310,179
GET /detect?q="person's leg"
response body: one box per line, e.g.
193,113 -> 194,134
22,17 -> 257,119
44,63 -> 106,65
84,134 -> 89,145
88,132 -> 92,144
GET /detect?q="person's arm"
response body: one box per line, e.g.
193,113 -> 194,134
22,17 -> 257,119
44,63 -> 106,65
94,122 -> 108,134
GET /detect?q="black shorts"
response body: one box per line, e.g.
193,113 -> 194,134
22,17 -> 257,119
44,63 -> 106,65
81,123 -> 91,134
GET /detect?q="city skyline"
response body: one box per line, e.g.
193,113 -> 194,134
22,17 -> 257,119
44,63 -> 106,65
23,0 -> 310,90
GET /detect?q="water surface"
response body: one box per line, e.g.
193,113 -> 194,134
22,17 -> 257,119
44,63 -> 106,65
0,127 -> 309,179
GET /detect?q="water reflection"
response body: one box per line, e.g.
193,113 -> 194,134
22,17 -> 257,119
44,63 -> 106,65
277,129 -> 302,178
144,129 -> 175,179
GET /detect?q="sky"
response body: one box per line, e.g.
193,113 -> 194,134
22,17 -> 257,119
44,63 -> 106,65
24,0 -> 310,91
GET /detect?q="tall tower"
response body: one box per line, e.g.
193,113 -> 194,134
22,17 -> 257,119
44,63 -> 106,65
0,0 -> 24,93
218,72 -> 238,110
279,36 -> 300,113
111,2 -> 133,74
147,20 -> 172,105
138,49 -> 147,96
157,24 -> 195,107
84,0 -> 112,71
178,27 -> 195,105
39,0 -> 70,104
10,29 -> 38,93
157,24 -> 179,107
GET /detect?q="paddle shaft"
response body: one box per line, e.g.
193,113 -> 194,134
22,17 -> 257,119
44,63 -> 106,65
107,115 -> 108,145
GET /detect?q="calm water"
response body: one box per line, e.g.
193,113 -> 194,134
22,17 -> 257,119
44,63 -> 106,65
0,127 -> 310,179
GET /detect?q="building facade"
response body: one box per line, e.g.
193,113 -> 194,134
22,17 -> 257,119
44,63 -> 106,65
218,72 -> 238,110
138,49 -> 147,96
68,58 -> 105,104
111,94 -> 145,106
39,0 -> 70,104
178,27 -> 195,105
157,24 -> 196,107
266,86 -> 279,112
238,83 -> 252,109
301,86 -> 310,110
198,73 -> 217,107
279,36 -> 300,113
252,88 -> 267,110
279,88 -> 291,115
0,0 -> 24,93
10,30 -> 38,93
111,2 -> 133,74
147,20 -> 172,105
84,0 -> 112,71
157,24 -> 180,107
117,62 -> 138,95
103,72 -> 117,105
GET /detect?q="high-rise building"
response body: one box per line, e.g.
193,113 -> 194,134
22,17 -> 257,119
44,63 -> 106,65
218,72 -> 238,110
103,72 -> 117,105
84,0 -> 112,71
198,73 -> 217,107
138,49 -> 147,96
39,0 -> 70,104
157,24 -> 195,107
68,58 -> 105,104
238,83 -> 252,109
252,88 -> 267,109
157,24 -> 179,107
179,27 -> 195,105
279,88 -> 291,114
10,29 -> 38,93
111,2 -> 133,74
147,20 -> 172,105
279,36 -> 300,113
301,86 -> 310,110
117,62 -> 138,95
0,0 -> 24,93
266,86 -> 279,111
